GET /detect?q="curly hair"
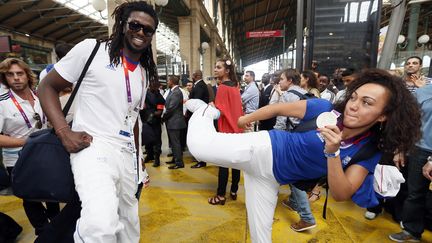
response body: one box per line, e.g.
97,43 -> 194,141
216,57 -> 238,85
103,1 -> 159,87
0,58 -> 37,90
334,68 -> 422,154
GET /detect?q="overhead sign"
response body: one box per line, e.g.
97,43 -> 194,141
246,30 -> 283,38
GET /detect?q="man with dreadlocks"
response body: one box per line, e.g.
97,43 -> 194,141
38,2 -> 158,242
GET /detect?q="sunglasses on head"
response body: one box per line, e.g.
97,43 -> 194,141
127,22 -> 155,37
33,113 -> 42,129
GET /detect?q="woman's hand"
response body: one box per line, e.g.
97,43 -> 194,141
238,115 -> 250,129
318,125 -> 342,154
393,152 -> 406,170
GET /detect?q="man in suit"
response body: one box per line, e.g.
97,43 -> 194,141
189,70 -> 210,168
163,75 -> 186,169
258,73 -> 275,131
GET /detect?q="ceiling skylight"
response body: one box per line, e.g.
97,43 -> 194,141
54,0 -> 108,25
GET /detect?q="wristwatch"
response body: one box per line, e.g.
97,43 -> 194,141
324,149 -> 340,158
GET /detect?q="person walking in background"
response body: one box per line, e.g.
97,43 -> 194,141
163,75 -> 186,169
241,70 -> 259,132
318,74 -> 335,103
186,80 -> 193,94
335,68 -> 356,103
141,82 -> 165,167
272,68 -> 317,231
402,56 -> 432,93
0,58 -> 59,237
208,58 -> 243,205
273,69 -> 307,131
300,70 -> 320,98
389,83 -> 432,242
189,70 -> 210,169
258,73 -> 275,131
38,2 -> 158,242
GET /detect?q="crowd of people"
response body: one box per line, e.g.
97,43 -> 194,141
0,1 -> 431,243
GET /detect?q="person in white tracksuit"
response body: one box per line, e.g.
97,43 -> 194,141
38,2 -> 158,242
185,69 -> 422,242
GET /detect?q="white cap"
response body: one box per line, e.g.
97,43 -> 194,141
373,164 -> 405,197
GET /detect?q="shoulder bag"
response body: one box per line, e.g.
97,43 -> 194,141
11,41 -> 101,202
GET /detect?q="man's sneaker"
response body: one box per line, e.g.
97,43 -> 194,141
389,230 -> 420,242
364,210 -> 378,220
290,220 -> 317,232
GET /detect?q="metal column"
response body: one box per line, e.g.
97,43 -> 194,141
296,0 -> 304,72
407,3 -> 421,51
377,0 -> 407,69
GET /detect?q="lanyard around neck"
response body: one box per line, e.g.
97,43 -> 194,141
340,131 -> 372,147
122,55 -> 133,105
122,55 -> 147,108
9,90 -> 32,128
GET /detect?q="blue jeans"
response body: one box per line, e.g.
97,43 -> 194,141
289,184 -> 316,224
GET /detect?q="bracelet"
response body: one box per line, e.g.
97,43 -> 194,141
55,125 -> 70,134
324,149 -> 340,158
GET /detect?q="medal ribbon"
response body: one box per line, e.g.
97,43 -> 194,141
122,55 -> 133,105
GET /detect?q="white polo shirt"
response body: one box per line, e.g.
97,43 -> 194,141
0,90 -> 46,167
54,39 -> 147,145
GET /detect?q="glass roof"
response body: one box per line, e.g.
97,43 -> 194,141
54,0 -> 108,25
53,0 -> 179,56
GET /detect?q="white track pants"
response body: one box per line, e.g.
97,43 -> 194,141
187,104 -> 279,243
70,138 -> 140,243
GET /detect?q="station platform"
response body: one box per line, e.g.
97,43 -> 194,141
1,150 -> 431,242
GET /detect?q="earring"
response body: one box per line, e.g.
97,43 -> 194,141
379,122 -> 384,131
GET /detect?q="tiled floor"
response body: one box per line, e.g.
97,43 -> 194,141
2,153 -> 432,242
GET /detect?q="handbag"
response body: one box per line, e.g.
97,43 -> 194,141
11,41 -> 100,203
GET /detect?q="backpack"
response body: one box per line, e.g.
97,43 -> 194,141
290,116 -> 379,218
287,89 -> 316,100
285,90 -> 317,130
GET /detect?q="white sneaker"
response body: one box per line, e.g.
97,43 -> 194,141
364,211 -> 378,220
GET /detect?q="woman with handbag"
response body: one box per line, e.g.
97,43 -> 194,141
185,69 -> 422,242
0,58 -> 60,236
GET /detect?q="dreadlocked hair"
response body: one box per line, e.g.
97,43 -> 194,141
334,68 -> 422,154
103,1 -> 159,87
